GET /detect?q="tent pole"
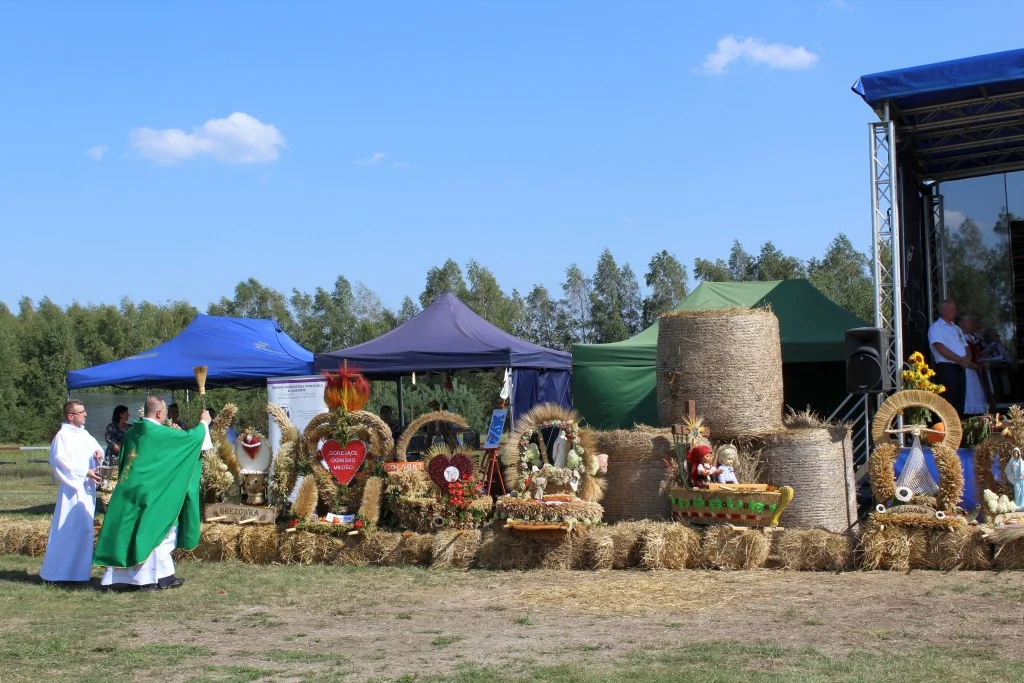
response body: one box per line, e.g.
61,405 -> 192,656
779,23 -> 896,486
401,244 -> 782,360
397,377 -> 405,428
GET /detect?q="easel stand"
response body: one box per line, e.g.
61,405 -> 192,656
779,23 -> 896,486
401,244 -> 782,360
481,400 -> 508,497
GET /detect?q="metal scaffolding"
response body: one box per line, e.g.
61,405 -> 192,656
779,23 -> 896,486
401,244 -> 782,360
869,107 -> 904,394
924,187 -> 947,318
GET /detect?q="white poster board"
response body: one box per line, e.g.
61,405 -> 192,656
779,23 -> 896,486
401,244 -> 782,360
266,375 -> 328,454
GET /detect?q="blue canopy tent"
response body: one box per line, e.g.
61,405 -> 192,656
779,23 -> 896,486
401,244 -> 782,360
313,293 -> 572,421
67,314 -> 315,390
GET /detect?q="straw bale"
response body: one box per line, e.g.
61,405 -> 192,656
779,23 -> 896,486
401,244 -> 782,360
386,469 -> 432,498
637,523 -> 701,570
237,525 -> 281,565
281,531 -> 343,565
0,518 -> 39,556
656,308 -> 784,438
609,521 -> 653,569
926,526 -> 992,571
776,529 -> 852,571
761,425 -> 858,533
858,521 -> 927,571
476,527 -> 570,570
192,524 -> 242,561
595,428 -> 674,522
358,531 -> 404,566
699,526 -> 769,570
358,476 -> 384,526
994,538 -> 1024,570
431,529 -> 482,569
974,435 -> 1014,499
580,526 -> 615,570
333,536 -> 369,567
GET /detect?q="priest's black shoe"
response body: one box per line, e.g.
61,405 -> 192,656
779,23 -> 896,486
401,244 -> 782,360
158,576 -> 186,590
136,584 -> 160,592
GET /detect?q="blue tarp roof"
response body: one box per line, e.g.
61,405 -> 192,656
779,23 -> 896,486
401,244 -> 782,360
67,314 -> 314,390
314,293 -> 571,378
853,48 -> 1024,181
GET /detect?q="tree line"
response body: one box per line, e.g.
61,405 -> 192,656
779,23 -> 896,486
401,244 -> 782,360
0,234 -> 873,443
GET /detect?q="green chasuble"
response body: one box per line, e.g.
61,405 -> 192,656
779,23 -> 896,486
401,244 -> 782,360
93,420 -> 206,567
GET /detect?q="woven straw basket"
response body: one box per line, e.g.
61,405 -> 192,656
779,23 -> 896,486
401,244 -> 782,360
595,428 -> 674,522
761,426 -> 858,533
656,308 -> 784,439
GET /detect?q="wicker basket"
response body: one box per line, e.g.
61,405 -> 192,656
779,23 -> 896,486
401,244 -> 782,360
656,308 -> 784,438
761,426 -> 857,533
670,485 -> 793,527
595,428 -> 674,522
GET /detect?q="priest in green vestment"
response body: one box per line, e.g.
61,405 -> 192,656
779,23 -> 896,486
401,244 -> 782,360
94,396 -> 211,590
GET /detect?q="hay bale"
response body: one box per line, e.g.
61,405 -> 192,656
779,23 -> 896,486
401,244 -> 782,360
580,526 -> 614,570
857,522 -> 928,571
776,529 -> 852,571
284,531 -> 343,565
191,524 -> 242,561
238,526 -> 281,565
360,532 -> 405,566
656,308 -> 783,438
636,522 -> 700,570
333,537 -> 369,567
595,429 -> 674,523
700,526 -> 769,570
475,527 -> 567,570
610,521 -> 651,569
994,538 -> 1024,570
394,533 -> 434,566
431,529 -> 482,569
761,425 -> 858,533
927,526 -> 992,571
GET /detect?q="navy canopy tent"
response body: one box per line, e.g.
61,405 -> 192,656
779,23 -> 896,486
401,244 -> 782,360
314,293 -> 572,417
67,314 -> 315,390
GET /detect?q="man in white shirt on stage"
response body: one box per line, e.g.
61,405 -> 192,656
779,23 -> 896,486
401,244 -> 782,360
927,299 -> 970,417
39,399 -> 104,586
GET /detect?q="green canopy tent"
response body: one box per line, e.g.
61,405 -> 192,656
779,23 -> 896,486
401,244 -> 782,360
572,279 -> 868,429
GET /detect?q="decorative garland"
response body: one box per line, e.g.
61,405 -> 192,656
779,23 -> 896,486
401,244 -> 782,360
868,443 -> 899,504
386,443 -> 493,532
500,403 -> 604,503
394,410 -> 470,462
202,403 -> 240,501
267,403 -> 299,504
870,389 -> 962,450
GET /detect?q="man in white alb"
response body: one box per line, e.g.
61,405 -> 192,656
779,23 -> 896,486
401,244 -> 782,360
39,400 -> 104,585
927,299 -> 969,417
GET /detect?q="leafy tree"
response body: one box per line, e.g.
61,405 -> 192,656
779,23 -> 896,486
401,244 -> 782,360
642,250 -> 688,327
420,259 -> 468,308
946,215 -> 1012,334
755,241 -> 805,280
589,249 -> 629,343
396,297 -> 420,324
521,284 -> 562,349
619,264 -> 643,336
464,260 -> 524,332
559,263 -> 592,345
209,278 -> 296,333
0,304 -> 23,442
17,298 -> 84,441
807,234 -> 873,322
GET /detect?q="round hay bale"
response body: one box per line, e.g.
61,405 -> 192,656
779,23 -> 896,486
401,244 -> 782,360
699,526 -> 769,569
595,428 -> 674,523
761,425 -> 858,533
656,308 -> 784,438
776,529 -> 852,571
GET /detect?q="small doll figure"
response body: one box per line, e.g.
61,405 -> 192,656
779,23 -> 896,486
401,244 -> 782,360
1005,447 -> 1024,510
716,444 -> 739,485
688,445 -> 718,488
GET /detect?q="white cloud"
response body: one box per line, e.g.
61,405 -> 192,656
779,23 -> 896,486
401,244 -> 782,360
698,36 -> 819,76
129,112 -> 285,165
944,210 -> 966,229
355,152 -> 386,166
85,145 -> 108,160
391,161 -> 410,169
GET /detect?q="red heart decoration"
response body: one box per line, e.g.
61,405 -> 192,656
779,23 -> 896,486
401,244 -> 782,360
241,434 -> 262,459
427,454 -> 474,493
322,439 -> 366,486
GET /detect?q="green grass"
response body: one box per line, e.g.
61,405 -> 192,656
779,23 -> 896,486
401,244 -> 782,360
513,615 -> 533,625
0,459 -> 56,518
431,635 -> 463,647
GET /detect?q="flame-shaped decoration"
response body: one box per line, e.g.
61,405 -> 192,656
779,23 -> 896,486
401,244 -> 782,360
323,363 -> 371,412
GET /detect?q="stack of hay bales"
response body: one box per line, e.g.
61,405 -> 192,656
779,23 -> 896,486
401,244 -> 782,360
595,427 -> 674,522
655,306 -> 856,535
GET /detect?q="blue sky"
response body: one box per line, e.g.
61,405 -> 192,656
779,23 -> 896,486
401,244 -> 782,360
2,0 -> 1023,313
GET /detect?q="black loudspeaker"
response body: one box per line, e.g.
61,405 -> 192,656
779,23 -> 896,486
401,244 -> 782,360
845,327 -> 892,394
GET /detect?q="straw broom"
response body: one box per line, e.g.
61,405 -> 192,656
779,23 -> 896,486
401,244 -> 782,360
193,365 -> 208,410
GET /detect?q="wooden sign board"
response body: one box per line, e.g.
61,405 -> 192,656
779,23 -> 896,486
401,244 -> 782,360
879,504 -> 938,517
204,503 -> 278,525
383,461 -> 425,473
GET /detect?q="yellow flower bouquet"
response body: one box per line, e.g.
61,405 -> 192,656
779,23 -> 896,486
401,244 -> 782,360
900,351 -> 945,425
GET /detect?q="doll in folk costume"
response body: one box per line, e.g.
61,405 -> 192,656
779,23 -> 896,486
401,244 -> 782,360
715,444 -> 739,485
688,444 -> 719,488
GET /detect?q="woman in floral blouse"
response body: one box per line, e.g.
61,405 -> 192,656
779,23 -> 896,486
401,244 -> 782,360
103,405 -> 131,467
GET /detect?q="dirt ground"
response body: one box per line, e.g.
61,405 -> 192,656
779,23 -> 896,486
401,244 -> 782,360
117,567 -> 1024,682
